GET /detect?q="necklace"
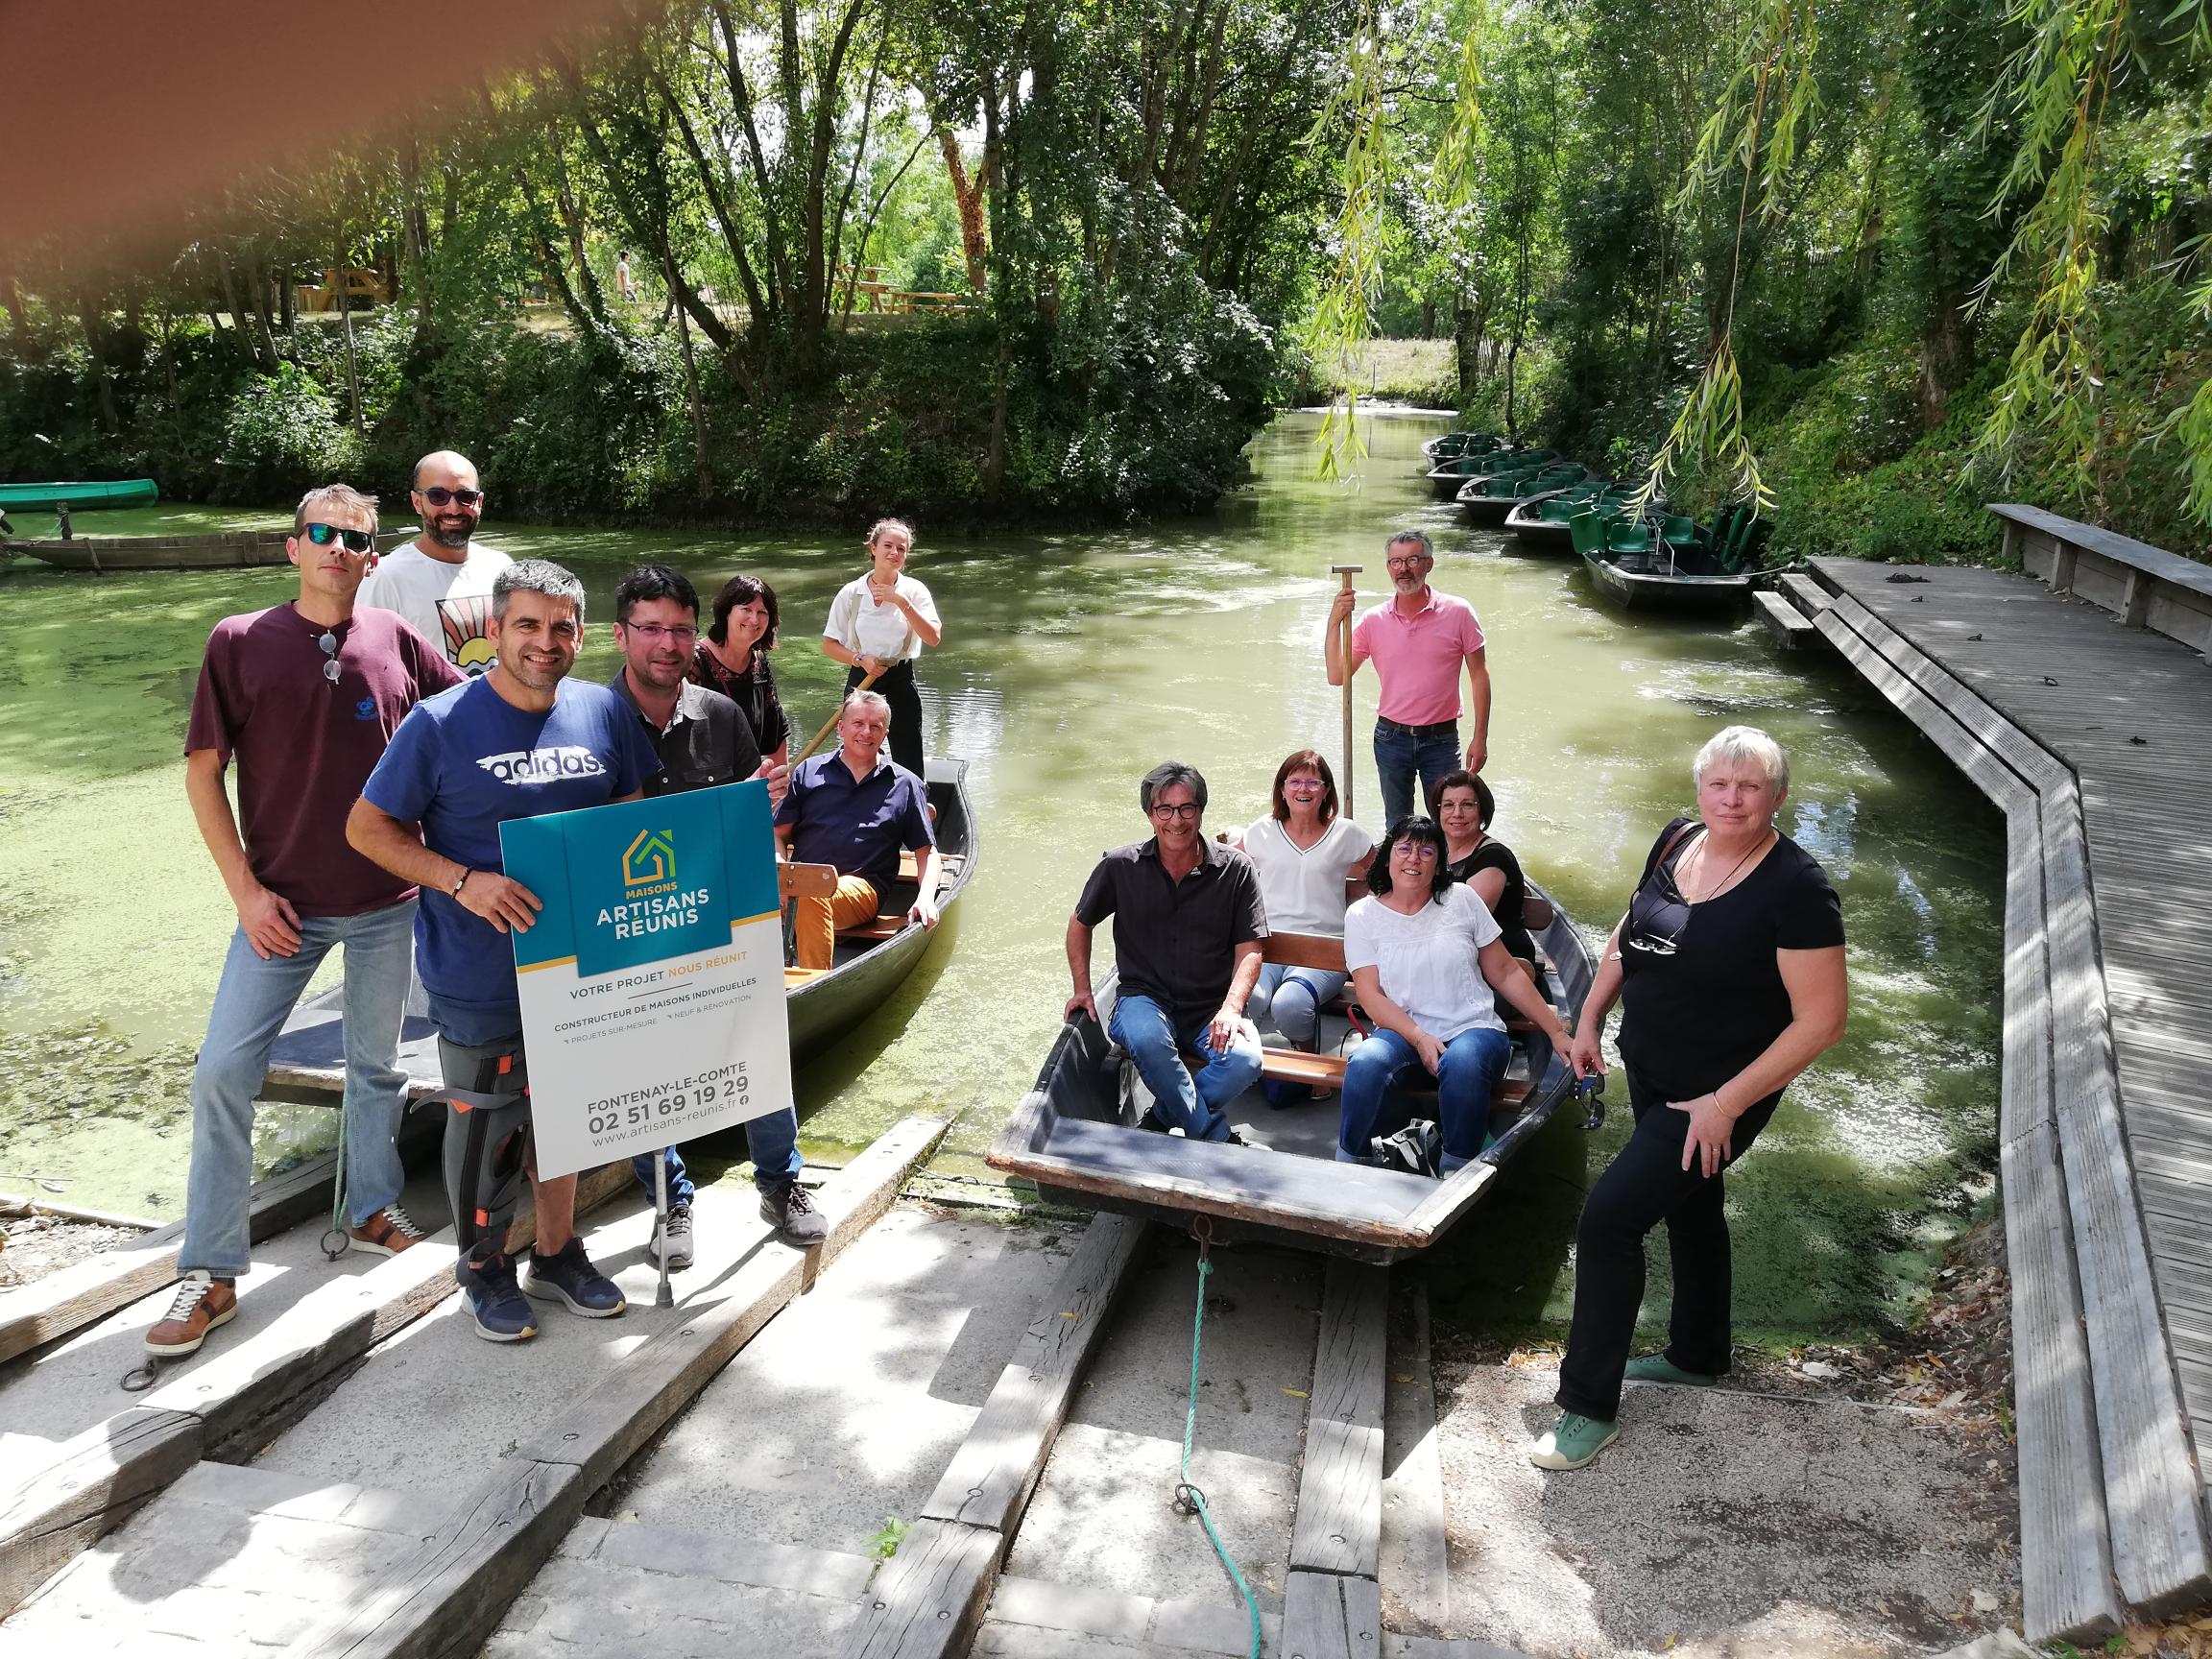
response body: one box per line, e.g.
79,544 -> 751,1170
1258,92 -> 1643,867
1682,829 -> 1771,902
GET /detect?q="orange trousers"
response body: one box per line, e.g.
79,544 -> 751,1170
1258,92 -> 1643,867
794,875 -> 880,970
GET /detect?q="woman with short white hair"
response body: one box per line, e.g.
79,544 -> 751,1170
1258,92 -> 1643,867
1532,724 -> 1848,1471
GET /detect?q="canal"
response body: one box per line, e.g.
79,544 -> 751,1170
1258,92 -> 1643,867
0,409 -> 2003,1341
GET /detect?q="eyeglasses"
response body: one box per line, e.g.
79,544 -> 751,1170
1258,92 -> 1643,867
1391,843 -> 1441,861
304,522 -> 374,553
622,622 -> 698,644
314,627 -> 341,684
417,486 -> 483,509
1150,803 -> 1202,821
1386,557 -> 1430,572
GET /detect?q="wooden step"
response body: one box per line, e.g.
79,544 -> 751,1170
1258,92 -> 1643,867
1754,589 -> 1819,650
1779,570 -> 1832,615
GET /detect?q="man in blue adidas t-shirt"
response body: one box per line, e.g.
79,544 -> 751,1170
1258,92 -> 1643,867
349,559 -> 659,1342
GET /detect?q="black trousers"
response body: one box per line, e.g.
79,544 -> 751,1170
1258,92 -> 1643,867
1553,1065 -> 1782,1422
847,659 -> 926,777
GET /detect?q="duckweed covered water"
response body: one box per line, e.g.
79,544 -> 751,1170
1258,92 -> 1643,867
0,412 -> 2002,1337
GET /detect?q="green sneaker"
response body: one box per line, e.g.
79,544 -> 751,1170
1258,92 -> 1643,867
1623,1353 -> 1719,1387
1530,1411 -> 1619,1471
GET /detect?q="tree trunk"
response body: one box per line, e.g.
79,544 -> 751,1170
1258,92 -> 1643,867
215,252 -> 275,372
665,249 -> 713,493
77,292 -> 121,430
1504,326 -> 1524,440
243,246 -> 282,371
1453,293 -> 1484,404
4,277 -> 36,360
1419,299 -> 1435,341
334,228 -> 365,436
938,130 -> 989,293
401,137 -> 433,351
1916,228 -> 1971,432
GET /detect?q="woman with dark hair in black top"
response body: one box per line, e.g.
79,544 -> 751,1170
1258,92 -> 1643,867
1531,725 -> 1848,1473
1433,769 -> 1552,974
691,573 -> 789,767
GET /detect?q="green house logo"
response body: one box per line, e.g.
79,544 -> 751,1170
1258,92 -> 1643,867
623,828 -> 677,889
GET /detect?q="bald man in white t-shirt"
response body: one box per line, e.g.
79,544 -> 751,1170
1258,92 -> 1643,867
357,450 -> 512,676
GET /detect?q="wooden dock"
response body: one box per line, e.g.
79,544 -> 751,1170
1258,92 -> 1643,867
1807,523 -> 2212,1643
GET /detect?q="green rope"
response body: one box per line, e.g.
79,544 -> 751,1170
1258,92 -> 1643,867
1176,1225 -> 1262,1659
319,1111 -> 351,1262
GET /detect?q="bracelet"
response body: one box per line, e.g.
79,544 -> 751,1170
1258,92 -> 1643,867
451,868 -> 471,897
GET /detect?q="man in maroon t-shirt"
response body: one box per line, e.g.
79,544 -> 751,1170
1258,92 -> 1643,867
147,484 -> 464,1359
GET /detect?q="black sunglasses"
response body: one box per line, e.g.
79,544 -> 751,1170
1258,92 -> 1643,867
418,486 -> 483,508
304,522 -> 375,553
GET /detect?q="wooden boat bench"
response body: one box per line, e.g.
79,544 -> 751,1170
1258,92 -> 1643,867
834,849 -> 966,944
1184,930 -> 1537,1106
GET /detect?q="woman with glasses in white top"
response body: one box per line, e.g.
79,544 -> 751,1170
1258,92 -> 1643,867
1532,725 -> 1848,1474
1237,752 -> 1374,1102
821,517 -> 942,776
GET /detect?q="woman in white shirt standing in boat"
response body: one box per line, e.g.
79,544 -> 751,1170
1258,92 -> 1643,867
1238,751 -> 1374,1103
821,517 -> 942,777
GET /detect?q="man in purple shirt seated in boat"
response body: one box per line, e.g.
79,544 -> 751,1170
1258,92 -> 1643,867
149,485 -> 464,1360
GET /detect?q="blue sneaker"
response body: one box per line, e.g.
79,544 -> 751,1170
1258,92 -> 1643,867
523,1238 -> 627,1319
458,1254 -> 538,1344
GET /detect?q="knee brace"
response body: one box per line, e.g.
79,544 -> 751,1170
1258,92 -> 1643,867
434,1041 -> 533,1270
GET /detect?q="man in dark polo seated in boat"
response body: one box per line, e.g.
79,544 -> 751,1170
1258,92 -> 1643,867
608,563 -> 822,1256
774,689 -> 945,972
1065,761 -> 1266,1147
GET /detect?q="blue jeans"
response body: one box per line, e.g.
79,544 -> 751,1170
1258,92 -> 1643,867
1109,993 -> 1262,1143
1337,1024 -> 1511,1168
629,1108 -> 804,1207
1372,720 -> 1461,829
1249,963 -> 1347,1050
180,900 -> 417,1277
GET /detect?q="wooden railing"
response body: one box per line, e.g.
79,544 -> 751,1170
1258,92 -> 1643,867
1992,503 -> 2212,656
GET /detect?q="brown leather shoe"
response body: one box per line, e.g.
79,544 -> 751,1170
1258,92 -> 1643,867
145,1272 -> 237,1357
348,1206 -> 427,1256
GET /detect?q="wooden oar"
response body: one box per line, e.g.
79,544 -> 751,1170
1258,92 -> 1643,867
1332,564 -> 1362,819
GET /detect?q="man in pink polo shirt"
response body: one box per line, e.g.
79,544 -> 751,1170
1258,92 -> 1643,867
1325,529 -> 1491,828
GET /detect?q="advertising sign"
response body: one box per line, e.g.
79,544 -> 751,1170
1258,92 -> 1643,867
498,780 -> 791,1181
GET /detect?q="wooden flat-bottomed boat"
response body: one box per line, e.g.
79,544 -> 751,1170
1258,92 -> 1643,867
986,884 -> 1597,1262
1569,509 -> 1758,615
1456,462 -> 1589,525
260,759 -> 978,1104
6,526 -> 418,573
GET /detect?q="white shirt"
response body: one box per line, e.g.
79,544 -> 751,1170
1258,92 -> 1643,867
1342,883 -> 1504,1042
824,572 -> 938,663
1243,816 -> 1375,938
359,540 -> 512,676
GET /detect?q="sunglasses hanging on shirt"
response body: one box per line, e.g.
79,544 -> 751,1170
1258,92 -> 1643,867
316,628 -> 341,684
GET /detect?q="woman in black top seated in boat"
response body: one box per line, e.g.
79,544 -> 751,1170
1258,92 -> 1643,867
1532,725 -> 1847,1473
1433,769 -> 1551,982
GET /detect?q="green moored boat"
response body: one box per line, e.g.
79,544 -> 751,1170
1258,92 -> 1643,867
0,479 -> 158,513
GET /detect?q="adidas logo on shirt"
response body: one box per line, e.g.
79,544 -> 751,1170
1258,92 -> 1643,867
476,747 -> 611,784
